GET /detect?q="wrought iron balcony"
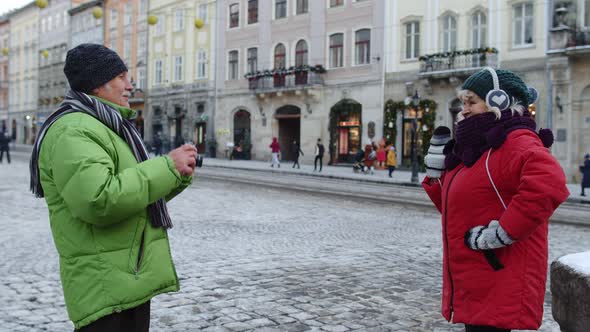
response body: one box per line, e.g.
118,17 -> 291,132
418,48 -> 499,78
246,66 -> 326,92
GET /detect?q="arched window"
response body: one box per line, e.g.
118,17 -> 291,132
471,11 -> 487,48
295,40 -> 308,66
441,15 -> 457,52
274,43 -> 286,69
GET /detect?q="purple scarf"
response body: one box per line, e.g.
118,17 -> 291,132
445,109 -> 552,169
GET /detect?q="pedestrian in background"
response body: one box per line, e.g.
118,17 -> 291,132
314,138 -> 324,172
0,129 -> 10,164
270,137 -> 280,168
153,132 -> 163,156
363,143 -> 375,174
386,145 -> 396,178
376,144 -> 387,169
291,140 -> 304,169
29,44 -> 196,332
580,153 -> 590,196
423,68 -> 568,332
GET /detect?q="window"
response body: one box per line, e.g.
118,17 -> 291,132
441,15 -> 457,52
329,33 -> 343,68
355,29 -> 370,65
229,4 -> 239,28
138,32 -> 147,53
197,49 -> 207,78
139,0 -> 147,14
248,0 -> 258,24
471,11 -> 487,48
295,40 -> 308,66
174,56 -> 183,81
296,0 -> 308,14
174,9 -> 184,31
247,47 -> 257,73
199,4 -> 208,23
274,44 -> 286,68
47,16 -> 52,32
513,3 -> 533,46
228,51 -> 239,80
110,29 -> 117,50
154,60 -> 162,84
137,67 -> 146,89
41,18 -> 45,33
55,13 -> 61,28
110,8 -> 118,27
330,0 -> 343,7
586,0 -> 590,27
124,3 -> 132,26
404,21 -> 420,59
124,38 -> 131,60
276,0 -> 287,19
155,16 -> 164,36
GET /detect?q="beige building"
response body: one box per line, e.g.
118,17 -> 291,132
213,0 -> 386,164
8,2 -> 40,144
0,17 -> 9,134
145,0 -> 216,155
385,0 -> 549,166
547,0 -> 590,182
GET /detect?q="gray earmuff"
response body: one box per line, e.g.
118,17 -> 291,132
528,86 -> 539,104
484,67 -> 510,111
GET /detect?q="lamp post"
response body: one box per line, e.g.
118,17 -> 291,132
410,90 -> 420,183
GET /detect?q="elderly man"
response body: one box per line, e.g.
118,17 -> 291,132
29,44 -> 196,331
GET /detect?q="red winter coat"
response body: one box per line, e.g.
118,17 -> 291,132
422,130 -> 568,330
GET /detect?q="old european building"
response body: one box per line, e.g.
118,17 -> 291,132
145,0 -> 216,154
213,0 -> 386,164
69,0 -> 105,48
0,17 -> 9,133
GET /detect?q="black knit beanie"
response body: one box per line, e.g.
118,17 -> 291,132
462,69 -> 531,106
63,43 -> 128,94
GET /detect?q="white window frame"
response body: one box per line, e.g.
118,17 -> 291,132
471,11 -> 487,48
154,59 -> 162,85
248,0 -> 259,24
123,38 -> 131,60
173,56 -> 183,81
295,0 -> 308,15
354,28 -> 371,66
110,8 -> 118,27
155,15 -> 164,36
228,50 -> 239,80
512,2 -> 534,47
328,32 -> 345,68
403,21 -> 420,60
441,14 -> 457,52
228,3 -> 240,29
174,9 -> 184,32
137,67 -> 146,90
328,0 -> 344,8
246,47 -> 258,73
293,39 -> 308,67
124,3 -> 132,26
197,49 -> 208,79
198,4 -> 208,24
274,0 -> 288,20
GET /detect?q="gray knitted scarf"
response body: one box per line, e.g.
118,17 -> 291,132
29,90 -> 173,229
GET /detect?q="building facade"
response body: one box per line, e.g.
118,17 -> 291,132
8,3 -> 40,144
105,0 -> 149,138
146,0 -> 216,154
69,0 -> 105,48
38,0 -> 71,128
385,0 -> 550,166
213,0 -> 385,164
0,17 -> 9,133
547,0 -> 590,182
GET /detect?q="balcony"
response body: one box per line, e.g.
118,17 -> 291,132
418,48 -> 499,79
549,27 -> 590,55
246,65 -> 326,94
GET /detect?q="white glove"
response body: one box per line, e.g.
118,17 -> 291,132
425,126 -> 451,178
464,220 -> 514,250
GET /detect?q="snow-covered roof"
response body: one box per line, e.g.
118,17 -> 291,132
558,250 -> 590,275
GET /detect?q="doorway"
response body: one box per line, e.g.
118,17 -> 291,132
275,105 -> 301,161
330,99 -> 362,163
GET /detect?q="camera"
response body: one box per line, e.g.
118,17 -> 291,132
196,154 -> 203,168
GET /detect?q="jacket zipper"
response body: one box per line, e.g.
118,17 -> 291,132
443,166 -> 463,321
134,230 -> 145,280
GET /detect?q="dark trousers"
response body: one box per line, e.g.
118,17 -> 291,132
582,183 -> 586,196
0,149 -> 9,163
76,301 -> 150,332
314,156 -> 322,171
465,325 -> 510,332
388,166 -> 396,177
292,157 -> 300,168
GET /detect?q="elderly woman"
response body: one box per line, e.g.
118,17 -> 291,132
423,68 -> 569,332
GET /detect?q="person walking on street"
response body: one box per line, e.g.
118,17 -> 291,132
386,145 -> 397,177
314,138 -> 324,172
270,137 -> 280,168
291,140 -> 304,169
581,153 -> 590,196
363,143 -> 376,174
29,44 -> 196,332
0,130 -> 10,164
422,68 -> 568,332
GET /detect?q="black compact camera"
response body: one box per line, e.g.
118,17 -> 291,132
196,154 -> 204,168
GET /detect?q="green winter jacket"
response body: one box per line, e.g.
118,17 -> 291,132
38,97 -> 192,329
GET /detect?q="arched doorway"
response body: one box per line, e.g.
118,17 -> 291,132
330,99 -> 362,163
449,98 -> 462,136
275,105 -> 301,160
233,110 -> 251,160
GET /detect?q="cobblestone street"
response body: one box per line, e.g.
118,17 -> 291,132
1,160 -> 589,331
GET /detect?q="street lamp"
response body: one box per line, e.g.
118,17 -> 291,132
410,90 -> 420,183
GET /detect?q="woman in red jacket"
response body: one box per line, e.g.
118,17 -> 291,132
423,68 -> 569,332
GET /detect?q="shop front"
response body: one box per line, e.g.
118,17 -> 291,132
330,99 -> 362,164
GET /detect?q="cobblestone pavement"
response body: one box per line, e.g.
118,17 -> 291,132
1,160 -> 589,331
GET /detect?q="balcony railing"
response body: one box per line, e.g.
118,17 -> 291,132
549,27 -> 590,53
419,48 -> 499,78
246,65 -> 326,92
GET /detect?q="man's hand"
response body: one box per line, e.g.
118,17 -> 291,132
168,144 -> 198,176
464,220 -> 514,250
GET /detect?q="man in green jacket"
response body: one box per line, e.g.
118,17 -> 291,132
29,44 -> 196,331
